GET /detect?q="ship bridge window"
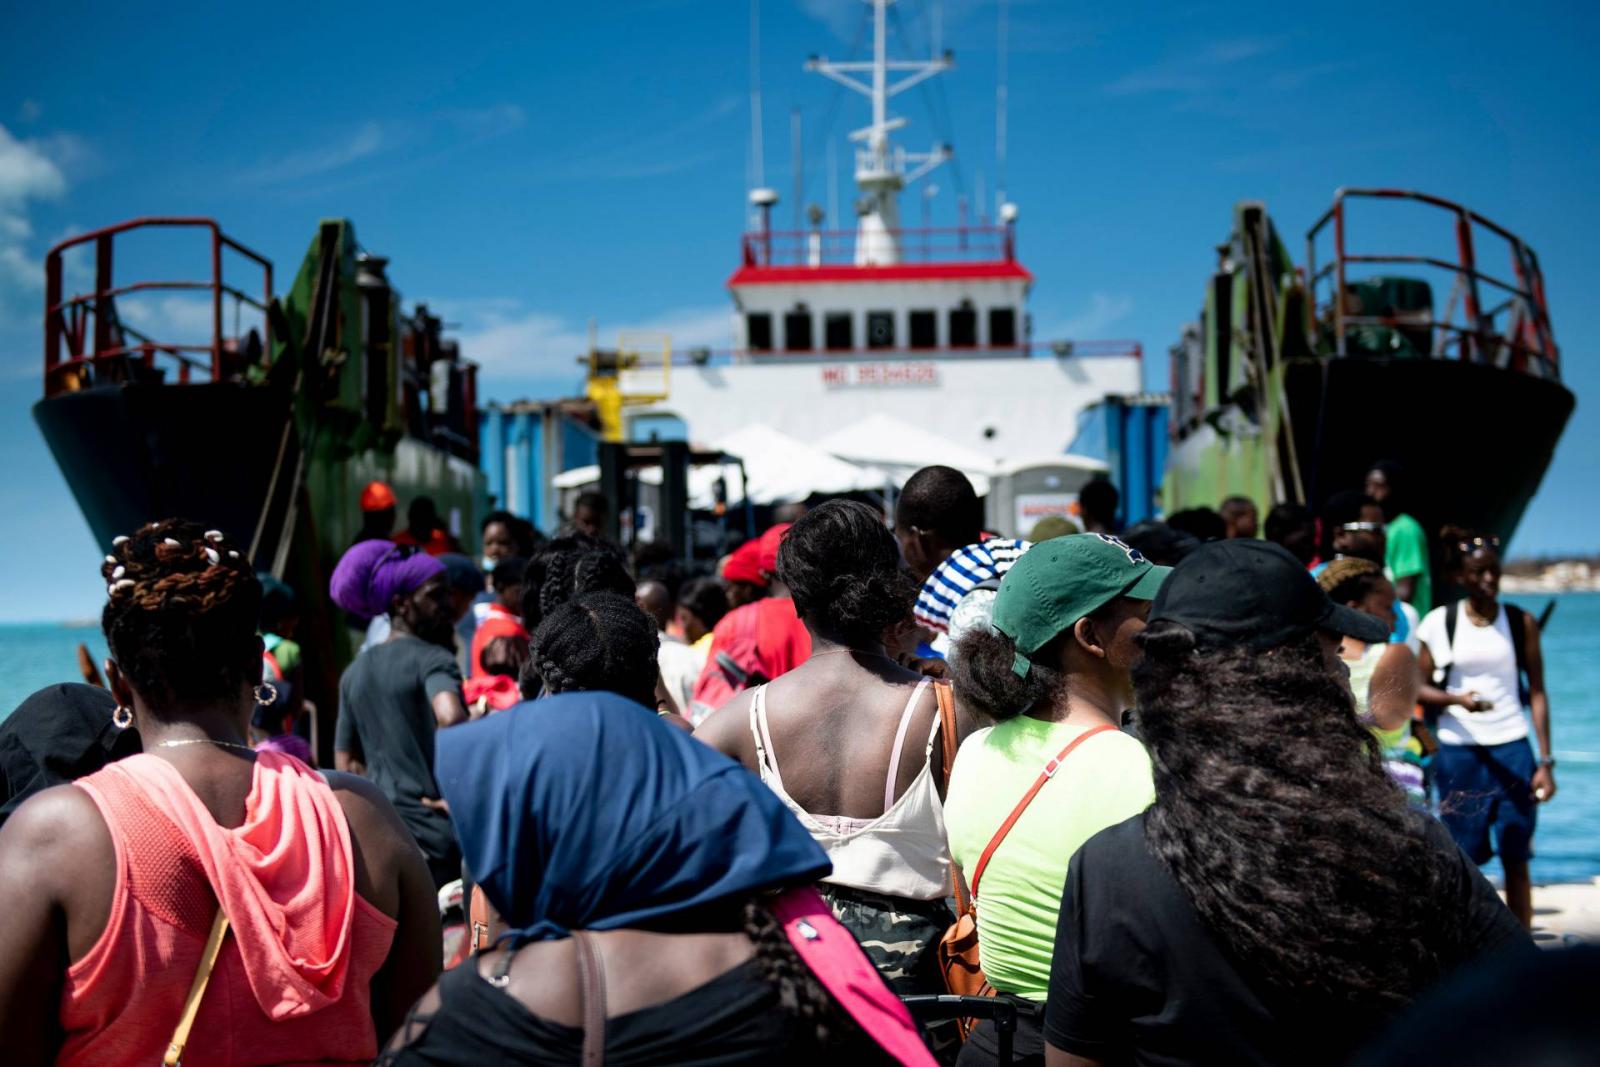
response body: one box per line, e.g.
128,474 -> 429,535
825,312 -> 853,350
747,312 -> 773,353
989,307 -> 1018,347
949,304 -> 977,348
867,310 -> 896,350
909,309 -> 937,350
784,308 -> 813,351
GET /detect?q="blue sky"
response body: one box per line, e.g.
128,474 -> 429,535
1,0 -> 1596,622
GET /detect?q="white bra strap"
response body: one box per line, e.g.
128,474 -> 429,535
748,685 -> 786,794
884,679 -> 933,813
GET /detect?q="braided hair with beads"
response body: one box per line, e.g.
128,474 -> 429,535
101,519 -> 263,710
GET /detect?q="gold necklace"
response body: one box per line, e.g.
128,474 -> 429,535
156,737 -> 257,755
807,648 -> 891,662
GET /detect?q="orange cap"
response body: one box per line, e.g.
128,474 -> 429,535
360,481 -> 397,512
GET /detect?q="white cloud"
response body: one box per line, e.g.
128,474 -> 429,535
237,122 -> 385,185
1037,292 -> 1134,340
548,97 -> 740,182
447,299 -> 733,382
235,105 -> 527,188
120,293 -> 262,344
1104,36 -> 1286,99
0,123 -> 70,323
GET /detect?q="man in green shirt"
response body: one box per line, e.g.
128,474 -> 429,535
1367,461 -> 1432,613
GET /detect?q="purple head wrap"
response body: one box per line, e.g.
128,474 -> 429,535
330,540 -> 447,620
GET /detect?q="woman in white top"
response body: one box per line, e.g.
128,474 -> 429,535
1415,529 -> 1555,928
696,500 -> 968,1015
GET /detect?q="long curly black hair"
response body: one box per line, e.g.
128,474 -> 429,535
525,592 -> 660,708
777,500 -> 919,647
1133,620 -> 1460,1012
101,518 -> 262,709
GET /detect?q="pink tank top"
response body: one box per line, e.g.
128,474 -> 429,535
59,752 -> 397,1066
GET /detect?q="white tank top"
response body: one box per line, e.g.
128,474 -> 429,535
749,679 -> 951,901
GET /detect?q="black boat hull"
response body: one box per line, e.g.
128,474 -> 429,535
1167,357 -> 1575,551
33,383 -> 288,554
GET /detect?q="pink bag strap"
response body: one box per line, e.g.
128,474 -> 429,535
769,886 -> 938,1067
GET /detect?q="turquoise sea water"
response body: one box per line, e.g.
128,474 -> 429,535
3,594 -> 1598,881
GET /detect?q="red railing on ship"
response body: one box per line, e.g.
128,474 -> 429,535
741,224 -> 1016,268
43,217 -> 273,398
671,339 -> 1142,365
1306,189 -> 1559,378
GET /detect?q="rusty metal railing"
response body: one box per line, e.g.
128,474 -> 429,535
43,217 -> 274,396
1305,189 -> 1558,379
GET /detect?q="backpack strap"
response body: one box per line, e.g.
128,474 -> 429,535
1504,603 -> 1530,707
932,681 -> 969,912
969,724 -> 1117,902
1432,600 -> 1460,688
934,681 -> 958,794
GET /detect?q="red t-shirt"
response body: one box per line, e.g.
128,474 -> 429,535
689,597 -> 812,718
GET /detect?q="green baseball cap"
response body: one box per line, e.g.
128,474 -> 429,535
992,533 -> 1171,677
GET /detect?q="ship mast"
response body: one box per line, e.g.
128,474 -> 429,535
805,0 -> 952,266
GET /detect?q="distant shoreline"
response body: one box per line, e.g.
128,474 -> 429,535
1503,557 -> 1600,593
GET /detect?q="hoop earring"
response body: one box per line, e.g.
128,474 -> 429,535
112,705 -> 134,730
254,682 -> 279,707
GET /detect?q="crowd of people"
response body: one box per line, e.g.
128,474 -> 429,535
0,460 -> 1575,1066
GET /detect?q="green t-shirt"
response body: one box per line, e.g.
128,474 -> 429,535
944,717 -> 1155,1001
262,633 -> 301,676
1385,512 -> 1432,614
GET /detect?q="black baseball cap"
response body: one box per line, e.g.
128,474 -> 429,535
1149,539 -> 1389,650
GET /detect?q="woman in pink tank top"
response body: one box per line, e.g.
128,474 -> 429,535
0,519 -> 442,1065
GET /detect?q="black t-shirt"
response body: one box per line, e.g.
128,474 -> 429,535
1044,812 -> 1531,1067
336,634 -> 460,866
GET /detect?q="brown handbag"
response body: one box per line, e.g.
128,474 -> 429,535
937,720 -> 1118,1037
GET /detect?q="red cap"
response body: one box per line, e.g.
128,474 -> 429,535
721,539 -> 765,586
360,480 -> 397,512
757,522 -> 792,577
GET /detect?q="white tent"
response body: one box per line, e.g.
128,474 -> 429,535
550,423 -> 887,508
703,423 -> 888,506
817,413 -> 998,495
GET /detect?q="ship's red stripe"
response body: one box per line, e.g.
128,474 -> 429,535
727,261 -> 1034,286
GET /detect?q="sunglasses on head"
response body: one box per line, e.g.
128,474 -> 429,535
1339,521 -> 1385,533
1458,535 -> 1501,553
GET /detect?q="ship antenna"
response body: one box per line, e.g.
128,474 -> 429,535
995,0 -> 1008,219
806,0 -> 953,266
827,139 -> 840,233
791,106 -> 804,233
749,0 -> 765,218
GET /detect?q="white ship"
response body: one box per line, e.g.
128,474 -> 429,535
516,1 -> 1150,537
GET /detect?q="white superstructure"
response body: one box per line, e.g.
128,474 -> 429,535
624,0 -> 1141,496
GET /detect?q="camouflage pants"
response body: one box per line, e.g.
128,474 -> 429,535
820,883 -> 960,1063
